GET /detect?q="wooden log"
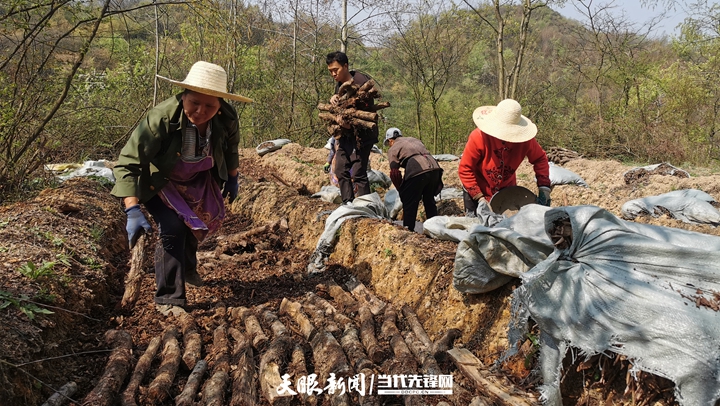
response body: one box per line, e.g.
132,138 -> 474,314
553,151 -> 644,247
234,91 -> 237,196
357,305 -> 388,365
400,305 -> 432,349
371,101 -> 391,111
357,79 -> 376,94
209,325 -> 231,373
403,331 -> 441,376
202,370 -> 230,406
340,325 -> 374,372
302,302 -> 340,335
259,334 -> 294,405
41,381 -> 77,406
289,344 -> 316,405
279,298 -> 315,340
348,117 -> 377,130
432,328 -> 462,364
319,112 -> 339,123
233,306 -> 269,351
317,280 -> 359,314
317,104 -> 379,122
82,330 -> 133,406
304,292 -> 354,328
381,305 -> 418,371
228,328 -> 258,406
262,309 -> 289,338
346,278 -> 386,315
146,326 -> 182,404
120,233 -> 150,310
337,80 -> 357,98
175,359 -> 207,406
310,330 -> 352,381
357,367 -> 381,406
447,348 -> 536,406
178,313 -> 202,370
121,335 -> 161,406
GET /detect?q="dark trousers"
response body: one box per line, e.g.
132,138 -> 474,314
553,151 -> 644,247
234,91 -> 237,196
145,195 -> 198,306
335,136 -> 373,203
399,170 -> 442,230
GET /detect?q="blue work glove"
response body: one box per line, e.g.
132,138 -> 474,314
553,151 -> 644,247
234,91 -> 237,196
125,205 -> 151,249
223,173 -> 239,203
536,186 -> 552,207
323,162 -> 331,173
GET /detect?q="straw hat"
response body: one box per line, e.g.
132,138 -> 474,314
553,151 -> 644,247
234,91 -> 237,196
156,61 -> 253,103
472,99 -> 536,143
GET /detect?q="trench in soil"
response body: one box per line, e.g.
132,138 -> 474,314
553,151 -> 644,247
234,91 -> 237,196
1,152 -> 681,405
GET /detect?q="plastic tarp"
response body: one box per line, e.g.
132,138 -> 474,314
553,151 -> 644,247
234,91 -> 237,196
256,139 -> 291,156
435,187 -> 464,201
311,185 -> 342,204
548,162 -> 588,187
46,160 -> 116,183
452,204 -> 554,294
621,189 -> 720,225
623,162 -> 690,180
383,189 -> 403,220
432,154 -> 459,161
505,205 -> 720,406
307,193 -> 388,274
368,169 -> 392,189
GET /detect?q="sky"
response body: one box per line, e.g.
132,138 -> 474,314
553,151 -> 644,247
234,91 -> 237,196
555,0 -> 694,37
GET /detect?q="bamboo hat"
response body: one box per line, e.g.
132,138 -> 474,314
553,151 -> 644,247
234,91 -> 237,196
472,99 -> 536,143
157,61 -> 253,103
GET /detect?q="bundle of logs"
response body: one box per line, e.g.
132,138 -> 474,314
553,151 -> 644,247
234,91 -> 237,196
61,275 -> 538,406
545,147 -> 582,166
317,78 -> 390,145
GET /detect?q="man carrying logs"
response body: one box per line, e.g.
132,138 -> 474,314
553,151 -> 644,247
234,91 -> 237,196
320,51 -> 388,204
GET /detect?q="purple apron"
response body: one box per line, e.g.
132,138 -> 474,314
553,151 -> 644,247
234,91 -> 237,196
158,156 -> 225,242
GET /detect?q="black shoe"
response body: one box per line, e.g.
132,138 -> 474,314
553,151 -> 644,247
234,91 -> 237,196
185,270 -> 205,287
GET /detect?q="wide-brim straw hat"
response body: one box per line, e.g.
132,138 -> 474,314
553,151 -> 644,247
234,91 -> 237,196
156,61 -> 253,103
472,99 -> 536,143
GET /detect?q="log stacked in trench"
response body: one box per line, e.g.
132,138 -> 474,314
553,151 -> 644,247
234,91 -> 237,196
74,277 -> 536,406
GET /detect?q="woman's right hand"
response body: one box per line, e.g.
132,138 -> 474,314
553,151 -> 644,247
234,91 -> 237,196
124,205 -> 151,249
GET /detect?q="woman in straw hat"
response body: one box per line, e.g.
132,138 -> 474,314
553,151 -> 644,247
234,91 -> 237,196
111,61 -> 252,315
458,99 -> 551,216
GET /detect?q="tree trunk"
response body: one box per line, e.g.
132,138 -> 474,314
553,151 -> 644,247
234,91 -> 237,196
146,327 -> 182,404
175,360 -> 207,406
121,335 -> 162,406
82,330 -> 134,406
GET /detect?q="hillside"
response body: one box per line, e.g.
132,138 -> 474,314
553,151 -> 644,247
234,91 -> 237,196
3,143 -> 718,405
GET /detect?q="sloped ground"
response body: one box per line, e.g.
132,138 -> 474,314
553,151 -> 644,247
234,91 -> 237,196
3,143 -> 716,405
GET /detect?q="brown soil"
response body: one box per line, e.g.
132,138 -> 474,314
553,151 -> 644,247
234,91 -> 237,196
3,143 -> 716,405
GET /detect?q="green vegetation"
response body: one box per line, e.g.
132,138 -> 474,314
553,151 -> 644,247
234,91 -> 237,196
17,261 -> 57,280
1,0 -> 719,200
0,290 -> 54,321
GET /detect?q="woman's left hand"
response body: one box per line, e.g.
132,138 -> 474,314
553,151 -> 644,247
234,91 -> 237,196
223,173 -> 239,203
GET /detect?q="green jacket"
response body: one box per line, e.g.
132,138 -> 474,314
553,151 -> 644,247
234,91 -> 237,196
111,94 -> 240,202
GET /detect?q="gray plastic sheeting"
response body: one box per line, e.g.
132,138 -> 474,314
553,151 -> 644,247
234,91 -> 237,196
506,205 -> 720,405
549,162 -> 588,187
307,193 -> 388,274
451,204 -> 554,294
621,189 -> 720,225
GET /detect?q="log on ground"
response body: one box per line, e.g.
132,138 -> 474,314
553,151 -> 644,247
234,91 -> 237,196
145,326 -> 182,404
81,330 -> 133,406
228,328 -> 258,406
174,359 -> 207,406
121,334 -> 161,406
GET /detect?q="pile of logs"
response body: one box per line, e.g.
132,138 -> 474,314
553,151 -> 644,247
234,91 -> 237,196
63,277 -> 537,406
317,78 -> 390,142
546,147 -> 582,165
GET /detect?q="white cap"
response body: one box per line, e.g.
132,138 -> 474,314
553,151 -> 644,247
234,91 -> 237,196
384,127 -> 402,146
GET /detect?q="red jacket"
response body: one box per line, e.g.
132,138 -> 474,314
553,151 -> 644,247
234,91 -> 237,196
458,128 -> 550,200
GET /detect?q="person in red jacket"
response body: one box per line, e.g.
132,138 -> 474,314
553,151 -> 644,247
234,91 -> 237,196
458,99 -> 551,216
